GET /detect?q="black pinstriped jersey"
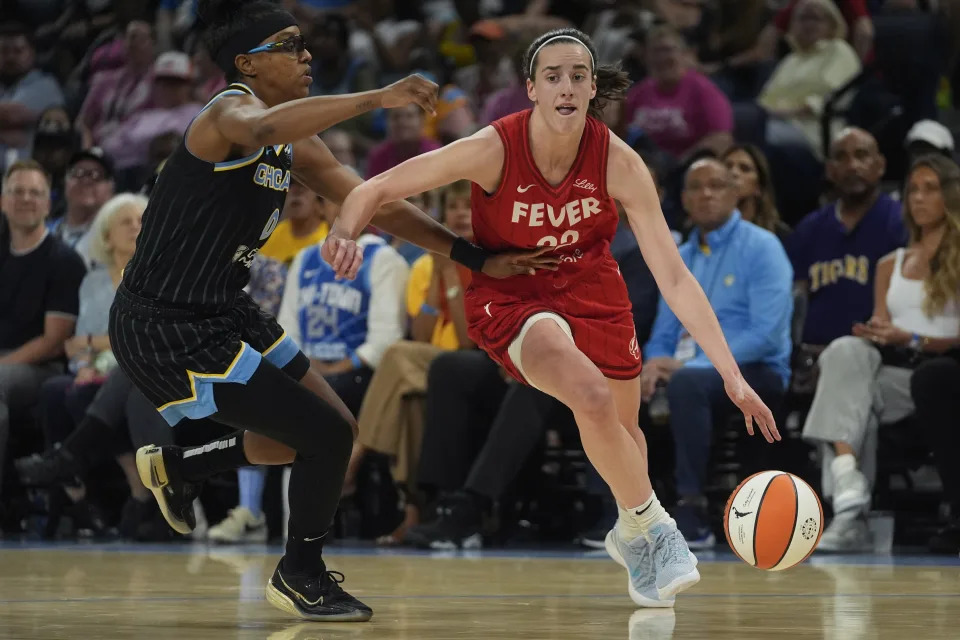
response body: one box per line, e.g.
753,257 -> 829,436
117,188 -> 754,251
122,83 -> 293,308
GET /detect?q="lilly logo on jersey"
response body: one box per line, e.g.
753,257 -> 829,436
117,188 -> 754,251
573,178 -> 597,193
253,163 -> 291,192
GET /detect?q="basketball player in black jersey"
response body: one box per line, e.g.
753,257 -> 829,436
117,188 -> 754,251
108,0 -> 558,623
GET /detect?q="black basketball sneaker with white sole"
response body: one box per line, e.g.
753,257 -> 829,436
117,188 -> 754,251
266,559 -> 373,622
136,445 -> 199,535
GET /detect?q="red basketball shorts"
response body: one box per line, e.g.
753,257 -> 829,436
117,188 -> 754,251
465,260 -> 643,385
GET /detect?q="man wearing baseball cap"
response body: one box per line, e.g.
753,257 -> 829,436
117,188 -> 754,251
100,51 -> 202,188
48,147 -> 116,266
905,119 -> 955,162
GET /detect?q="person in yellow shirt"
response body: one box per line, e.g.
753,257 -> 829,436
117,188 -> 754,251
344,180 -> 475,545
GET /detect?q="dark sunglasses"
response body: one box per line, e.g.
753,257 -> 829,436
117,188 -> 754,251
247,34 -> 307,56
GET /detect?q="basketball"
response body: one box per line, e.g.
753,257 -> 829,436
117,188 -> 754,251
723,470 -> 824,571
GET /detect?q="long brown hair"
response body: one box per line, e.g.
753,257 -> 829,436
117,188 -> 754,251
523,28 -> 631,119
722,144 -> 781,233
903,155 -> 960,316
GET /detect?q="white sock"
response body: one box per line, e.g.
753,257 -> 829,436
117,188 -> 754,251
617,492 -> 673,540
831,453 -> 857,478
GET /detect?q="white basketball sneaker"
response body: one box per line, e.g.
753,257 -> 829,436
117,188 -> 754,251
648,522 -> 701,600
605,527 -> 675,608
208,506 -> 268,544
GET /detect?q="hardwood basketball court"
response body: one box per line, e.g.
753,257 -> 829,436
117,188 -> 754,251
1,542 -> 957,639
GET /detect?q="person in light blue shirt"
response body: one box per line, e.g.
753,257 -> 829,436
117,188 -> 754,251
641,157 -> 793,548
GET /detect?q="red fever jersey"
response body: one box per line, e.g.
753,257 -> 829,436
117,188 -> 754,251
465,110 -> 643,383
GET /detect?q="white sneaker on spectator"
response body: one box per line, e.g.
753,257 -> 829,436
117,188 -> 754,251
832,458 -> 870,515
207,506 -> 268,544
190,498 -> 208,541
817,513 -> 872,553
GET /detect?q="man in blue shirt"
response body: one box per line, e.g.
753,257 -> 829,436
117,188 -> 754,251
642,158 -> 793,547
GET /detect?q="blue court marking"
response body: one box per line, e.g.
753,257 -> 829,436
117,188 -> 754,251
2,540 -> 959,568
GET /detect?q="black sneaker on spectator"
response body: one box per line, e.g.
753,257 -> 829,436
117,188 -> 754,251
405,492 -> 483,550
673,499 -> 716,549
928,521 -> 960,555
14,446 -> 82,486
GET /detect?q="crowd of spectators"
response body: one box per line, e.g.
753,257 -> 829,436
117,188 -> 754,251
2,0 -> 960,557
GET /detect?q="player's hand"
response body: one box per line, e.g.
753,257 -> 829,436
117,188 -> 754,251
723,373 -> 780,443
322,230 -> 364,281
380,74 -> 439,115
481,246 -> 561,279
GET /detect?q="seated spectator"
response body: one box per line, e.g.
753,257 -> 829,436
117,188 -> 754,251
788,129 -> 906,354
0,23 -> 65,174
406,204 -> 663,550
321,128 -> 357,173
912,356 -> 960,555
189,40 -> 226,103
641,158 -> 793,548
156,0 -> 198,52
773,0 -> 874,61
453,21 -> 517,116
48,148 -> 116,266
344,180 -> 475,544
621,25 -> 734,162
904,120 -> 955,166
423,81 -> 478,146
307,14 -> 377,135
365,104 -> 441,178
802,155 -> 960,552
203,191 -> 409,544
100,52 -> 202,189
480,45 -> 531,126
699,0 -> 776,101
29,193 -> 145,536
722,144 -> 791,242
757,0 -> 861,160
30,106 -> 79,208
76,20 -> 156,148
16,366 -> 177,541
0,160 -> 85,505
37,193 -> 145,451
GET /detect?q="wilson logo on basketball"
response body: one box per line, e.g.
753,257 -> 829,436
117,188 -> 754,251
724,471 -> 824,572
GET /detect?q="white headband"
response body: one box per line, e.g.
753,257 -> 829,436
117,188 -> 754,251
528,35 -> 595,78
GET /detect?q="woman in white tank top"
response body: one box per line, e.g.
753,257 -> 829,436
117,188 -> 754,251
801,154 -> 960,553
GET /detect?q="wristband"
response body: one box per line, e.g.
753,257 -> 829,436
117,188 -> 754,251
349,353 -> 363,369
450,236 -> 491,272
420,303 -> 439,316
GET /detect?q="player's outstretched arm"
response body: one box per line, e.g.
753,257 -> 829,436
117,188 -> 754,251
206,74 -> 438,149
606,133 -> 780,443
291,135 -> 557,280
333,127 -> 506,239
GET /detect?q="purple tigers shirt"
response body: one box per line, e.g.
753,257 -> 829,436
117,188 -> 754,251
787,193 -> 906,345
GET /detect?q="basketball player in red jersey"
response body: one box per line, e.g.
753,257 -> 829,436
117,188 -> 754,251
327,29 -> 780,607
